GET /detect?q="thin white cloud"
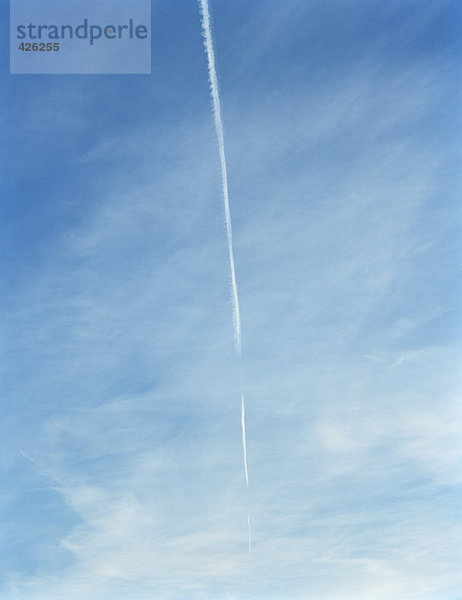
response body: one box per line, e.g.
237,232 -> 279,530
199,0 -> 251,553
2,2 -> 460,598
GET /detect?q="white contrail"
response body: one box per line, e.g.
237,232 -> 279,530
247,511 -> 252,557
198,0 -> 251,554
241,394 -> 249,488
198,0 -> 241,355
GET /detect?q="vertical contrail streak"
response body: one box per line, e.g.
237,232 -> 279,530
241,395 -> 249,488
199,0 -> 241,355
198,0 -> 251,554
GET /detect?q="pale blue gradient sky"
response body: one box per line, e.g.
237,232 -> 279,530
1,1 -> 461,599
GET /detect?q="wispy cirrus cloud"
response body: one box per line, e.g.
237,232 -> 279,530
1,1 -> 460,598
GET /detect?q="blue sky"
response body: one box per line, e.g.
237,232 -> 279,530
1,1 -> 461,598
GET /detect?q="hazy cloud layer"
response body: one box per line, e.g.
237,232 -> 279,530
1,1 -> 461,599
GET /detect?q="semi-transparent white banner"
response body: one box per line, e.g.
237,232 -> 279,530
10,0 -> 151,74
